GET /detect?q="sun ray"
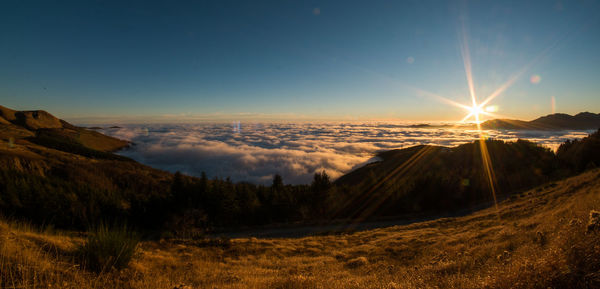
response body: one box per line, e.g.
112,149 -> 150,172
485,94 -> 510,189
479,58 -> 535,108
479,34 -> 561,108
460,15 -> 478,108
460,112 -> 474,123
410,86 -> 473,111
349,145 -> 438,222
475,122 -> 499,212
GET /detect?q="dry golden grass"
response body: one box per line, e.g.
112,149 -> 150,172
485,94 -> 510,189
75,129 -> 129,152
2,169 -> 600,289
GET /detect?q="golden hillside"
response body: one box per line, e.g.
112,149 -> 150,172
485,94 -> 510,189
0,105 -> 129,152
2,169 -> 599,289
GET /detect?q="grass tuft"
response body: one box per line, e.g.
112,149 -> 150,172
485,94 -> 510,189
78,223 -> 138,272
345,256 -> 368,268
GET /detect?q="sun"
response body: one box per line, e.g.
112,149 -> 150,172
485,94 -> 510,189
460,102 -> 496,124
468,104 -> 484,122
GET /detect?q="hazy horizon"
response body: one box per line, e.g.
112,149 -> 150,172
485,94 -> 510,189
59,110 -> 598,125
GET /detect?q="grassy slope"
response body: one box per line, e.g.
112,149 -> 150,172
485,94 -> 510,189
2,169 -> 599,289
0,105 -> 129,153
76,128 -> 129,152
0,116 -> 10,125
0,123 -> 35,140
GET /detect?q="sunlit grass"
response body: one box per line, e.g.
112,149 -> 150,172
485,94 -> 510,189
1,169 -> 599,288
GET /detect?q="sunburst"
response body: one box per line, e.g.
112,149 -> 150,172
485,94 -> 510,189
333,14 -> 546,222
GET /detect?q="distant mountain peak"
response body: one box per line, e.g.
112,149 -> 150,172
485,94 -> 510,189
0,104 -> 129,152
482,112 -> 600,130
0,105 -> 62,130
575,111 -> 598,118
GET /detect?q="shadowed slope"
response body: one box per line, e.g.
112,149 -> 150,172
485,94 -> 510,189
557,128 -> 600,172
334,139 -> 556,220
0,116 -> 10,125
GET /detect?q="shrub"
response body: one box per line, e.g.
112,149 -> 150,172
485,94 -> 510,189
78,223 -> 138,272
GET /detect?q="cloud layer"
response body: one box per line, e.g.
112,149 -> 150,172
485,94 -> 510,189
103,123 -> 591,184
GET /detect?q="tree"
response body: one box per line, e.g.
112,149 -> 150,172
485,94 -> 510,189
311,171 -> 331,192
310,171 -> 332,214
171,171 -> 187,208
272,174 -> 284,192
193,171 -> 208,207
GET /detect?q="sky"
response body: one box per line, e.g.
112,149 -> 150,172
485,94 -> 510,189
1,0 -> 599,123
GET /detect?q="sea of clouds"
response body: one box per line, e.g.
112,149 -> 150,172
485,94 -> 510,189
102,123 -> 592,184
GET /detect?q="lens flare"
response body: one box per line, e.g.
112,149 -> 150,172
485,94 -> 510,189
485,105 -> 498,113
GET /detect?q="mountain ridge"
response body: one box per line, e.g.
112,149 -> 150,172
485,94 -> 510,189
481,111 -> 600,130
0,105 -> 129,152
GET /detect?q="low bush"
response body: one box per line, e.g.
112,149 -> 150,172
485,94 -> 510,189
78,223 -> 138,272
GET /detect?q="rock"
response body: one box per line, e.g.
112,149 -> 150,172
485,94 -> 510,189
587,210 -> 600,232
569,218 -> 582,226
496,250 -> 511,263
535,231 -> 546,245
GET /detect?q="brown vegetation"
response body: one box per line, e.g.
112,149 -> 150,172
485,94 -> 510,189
1,169 -> 599,288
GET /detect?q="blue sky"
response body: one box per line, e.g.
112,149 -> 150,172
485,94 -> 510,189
1,0 -> 599,123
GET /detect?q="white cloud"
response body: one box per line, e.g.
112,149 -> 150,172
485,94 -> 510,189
104,123 -> 593,184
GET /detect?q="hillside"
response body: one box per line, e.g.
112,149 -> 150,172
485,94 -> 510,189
2,169 -> 599,288
0,105 -> 173,229
481,112 -> 600,130
334,139 -> 558,219
0,105 -> 129,152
